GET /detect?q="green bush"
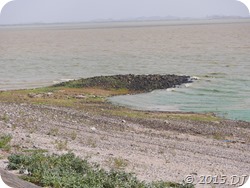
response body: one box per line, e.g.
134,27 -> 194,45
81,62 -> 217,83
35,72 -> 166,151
8,152 -> 194,188
0,134 -> 12,151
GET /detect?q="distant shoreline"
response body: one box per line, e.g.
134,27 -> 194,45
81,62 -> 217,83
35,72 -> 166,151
1,17 -> 250,29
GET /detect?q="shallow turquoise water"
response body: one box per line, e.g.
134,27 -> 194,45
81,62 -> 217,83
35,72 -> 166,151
0,20 -> 250,121
110,78 -> 250,121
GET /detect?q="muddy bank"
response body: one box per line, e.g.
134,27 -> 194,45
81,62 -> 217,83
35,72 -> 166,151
54,74 -> 191,92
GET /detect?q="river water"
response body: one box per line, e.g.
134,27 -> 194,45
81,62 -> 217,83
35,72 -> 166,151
0,19 -> 249,121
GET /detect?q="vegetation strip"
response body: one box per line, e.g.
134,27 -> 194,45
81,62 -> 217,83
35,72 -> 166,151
7,152 -> 194,188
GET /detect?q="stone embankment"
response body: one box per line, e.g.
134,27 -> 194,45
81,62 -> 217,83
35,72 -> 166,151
54,74 -> 192,92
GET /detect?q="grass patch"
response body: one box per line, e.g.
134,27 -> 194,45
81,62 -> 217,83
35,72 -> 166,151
1,113 -> 10,123
0,86 -> 125,109
54,139 -> 68,151
106,107 -> 220,123
0,134 -> 12,151
54,76 -> 128,90
69,131 -> 77,140
86,137 -> 97,148
29,87 -> 59,94
164,113 -> 220,122
213,132 -> 225,140
109,157 -> 128,170
47,128 -> 59,136
7,152 -> 194,188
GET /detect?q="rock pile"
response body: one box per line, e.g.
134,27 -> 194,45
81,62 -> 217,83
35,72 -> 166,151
55,74 -> 191,92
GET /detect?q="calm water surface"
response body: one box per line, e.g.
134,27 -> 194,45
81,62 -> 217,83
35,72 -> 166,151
0,20 -> 249,121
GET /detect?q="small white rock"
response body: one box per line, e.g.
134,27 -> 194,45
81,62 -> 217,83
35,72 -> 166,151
75,95 -> 86,99
24,169 -> 29,175
46,92 -> 53,97
6,123 -> 12,128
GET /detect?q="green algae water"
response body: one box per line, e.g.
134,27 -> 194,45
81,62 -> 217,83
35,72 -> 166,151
0,19 -> 250,121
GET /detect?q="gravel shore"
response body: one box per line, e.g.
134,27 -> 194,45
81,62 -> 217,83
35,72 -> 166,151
0,75 -> 249,187
1,101 -> 250,188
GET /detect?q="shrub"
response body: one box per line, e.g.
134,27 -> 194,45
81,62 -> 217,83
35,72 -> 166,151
0,134 -> 12,151
7,152 -> 194,188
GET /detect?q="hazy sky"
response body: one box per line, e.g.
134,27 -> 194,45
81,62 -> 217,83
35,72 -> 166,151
0,0 -> 249,25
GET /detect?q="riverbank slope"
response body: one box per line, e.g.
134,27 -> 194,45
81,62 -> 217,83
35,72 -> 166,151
0,74 -> 249,188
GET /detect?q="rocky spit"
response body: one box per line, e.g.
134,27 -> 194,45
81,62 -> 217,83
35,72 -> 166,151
54,74 -> 192,92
